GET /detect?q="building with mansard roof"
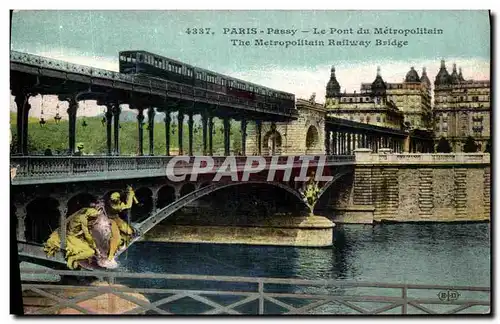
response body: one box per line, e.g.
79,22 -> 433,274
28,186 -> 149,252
325,66 -> 405,131
433,60 -> 490,152
359,66 -> 433,131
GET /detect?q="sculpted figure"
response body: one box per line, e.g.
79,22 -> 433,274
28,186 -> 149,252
44,206 -> 100,270
299,173 -> 321,216
107,186 -> 137,261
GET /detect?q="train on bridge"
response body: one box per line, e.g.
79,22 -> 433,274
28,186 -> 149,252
119,50 -> 295,112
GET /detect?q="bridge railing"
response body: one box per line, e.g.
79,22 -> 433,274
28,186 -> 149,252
10,155 -> 355,185
354,151 -> 490,165
20,268 -> 490,315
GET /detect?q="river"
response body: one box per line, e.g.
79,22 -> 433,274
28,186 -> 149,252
116,223 -> 490,314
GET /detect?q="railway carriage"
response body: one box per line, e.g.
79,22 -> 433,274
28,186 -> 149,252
118,50 -> 295,113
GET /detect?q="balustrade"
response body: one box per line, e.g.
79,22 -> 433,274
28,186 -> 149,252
354,151 -> 490,164
10,155 -> 355,185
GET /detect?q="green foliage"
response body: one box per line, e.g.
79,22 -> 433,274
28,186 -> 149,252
436,136 -> 452,153
10,112 -> 244,155
463,136 -> 478,153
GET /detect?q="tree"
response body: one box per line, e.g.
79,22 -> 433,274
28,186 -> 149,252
436,136 -> 452,153
463,136 -> 478,153
484,139 -> 491,153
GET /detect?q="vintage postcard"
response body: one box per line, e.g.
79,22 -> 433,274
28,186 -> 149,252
9,9 -> 491,315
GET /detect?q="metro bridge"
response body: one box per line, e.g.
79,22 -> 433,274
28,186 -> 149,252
11,51 -> 478,271
10,50 -> 297,157
14,154 -> 355,269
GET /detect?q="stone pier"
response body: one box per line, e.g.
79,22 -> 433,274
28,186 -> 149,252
144,216 -> 335,247
328,149 -> 491,224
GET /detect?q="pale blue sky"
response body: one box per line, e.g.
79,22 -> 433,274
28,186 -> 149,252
10,10 -> 491,115
11,10 -> 490,71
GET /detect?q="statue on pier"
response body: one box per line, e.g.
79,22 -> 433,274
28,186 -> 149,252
106,186 -> 137,261
309,92 -> 317,104
43,186 -> 138,270
299,172 -> 322,216
44,201 -> 115,269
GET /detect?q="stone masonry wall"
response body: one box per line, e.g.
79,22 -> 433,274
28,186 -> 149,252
246,99 -> 325,156
332,165 -> 491,223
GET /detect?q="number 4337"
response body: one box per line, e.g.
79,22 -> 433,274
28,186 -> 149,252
185,28 -> 213,35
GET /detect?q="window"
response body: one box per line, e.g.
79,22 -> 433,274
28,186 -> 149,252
360,116 -> 364,122
473,96 -> 479,102
377,116 -> 381,122
138,54 -> 144,62
366,116 -> 371,123
207,74 -> 216,83
349,98 -> 353,103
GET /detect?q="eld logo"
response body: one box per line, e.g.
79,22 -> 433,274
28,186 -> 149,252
437,290 -> 461,302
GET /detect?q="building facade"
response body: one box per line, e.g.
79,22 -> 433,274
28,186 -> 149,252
433,60 -> 491,152
361,67 -> 433,131
325,67 -> 405,130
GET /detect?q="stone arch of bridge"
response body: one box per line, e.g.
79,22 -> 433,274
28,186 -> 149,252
156,185 -> 176,210
25,197 -> 60,244
131,180 -> 310,241
305,125 -> 320,153
312,167 -> 354,214
262,129 -> 283,156
131,187 -> 154,223
180,182 -> 196,197
66,192 -> 98,216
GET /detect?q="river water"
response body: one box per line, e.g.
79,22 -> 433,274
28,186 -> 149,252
116,223 -> 491,314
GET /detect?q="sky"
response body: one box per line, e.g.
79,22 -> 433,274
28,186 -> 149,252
10,10 -> 491,118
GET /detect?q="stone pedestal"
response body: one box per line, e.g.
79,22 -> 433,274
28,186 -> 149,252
144,216 -> 335,247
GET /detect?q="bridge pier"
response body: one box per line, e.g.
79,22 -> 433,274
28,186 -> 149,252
223,117 -> 230,156
12,91 -> 31,155
325,130 -> 331,155
178,111 -> 184,155
15,203 -> 27,241
148,107 -> 155,156
105,104 -> 114,156
64,97 -> 78,155
202,112 -> 208,155
241,119 -> 247,156
164,112 -> 171,156
58,204 -> 68,251
208,115 -> 214,156
112,105 -> 121,155
256,120 -> 262,155
136,107 -> 145,156
188,112 -> 194,156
